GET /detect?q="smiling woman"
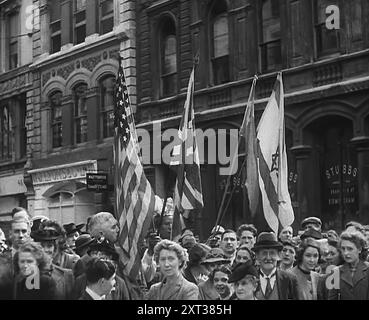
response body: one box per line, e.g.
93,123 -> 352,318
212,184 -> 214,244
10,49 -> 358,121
146,239 -> 199,300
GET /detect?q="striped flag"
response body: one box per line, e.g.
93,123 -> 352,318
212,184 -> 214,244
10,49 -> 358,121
170,67 -> 203,241
114,59 -> 156,280
256,73 -> 294,234
239,76 -> 259,218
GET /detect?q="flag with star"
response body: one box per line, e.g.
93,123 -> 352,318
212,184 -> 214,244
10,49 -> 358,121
256,72 -> 294,234
114,57 -> 156,280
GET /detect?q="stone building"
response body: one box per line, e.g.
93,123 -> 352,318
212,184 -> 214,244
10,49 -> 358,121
25,0 -> 137,226
0,0 -> 33,234
134,0 -> 369,238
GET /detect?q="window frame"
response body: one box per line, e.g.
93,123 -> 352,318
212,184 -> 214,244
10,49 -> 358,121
99,0 -> 114,35
73,83 -> 88,144
50,91 -> 63,149
49,0 -> 62,54
7,12 -> 19,70
0,103 -> 12,161
73,0 -> 87,45
99,75 -> 115,139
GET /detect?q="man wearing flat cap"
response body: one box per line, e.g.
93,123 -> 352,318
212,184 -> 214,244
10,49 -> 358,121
252,232 -> 301,300
301,217 -> 322,232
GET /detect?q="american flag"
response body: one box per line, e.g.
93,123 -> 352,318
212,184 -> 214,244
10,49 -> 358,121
170,67 -> 203,241
114,59 -> 156,279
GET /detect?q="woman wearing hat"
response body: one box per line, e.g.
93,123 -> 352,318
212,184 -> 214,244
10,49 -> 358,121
198,248 -> 231,300
63,223 -> 85,252
13,241 -> 57,299
146,239 -> 198,300
183,243 -> 211,285
228,261 -> 259,300
290,239 -> 321,300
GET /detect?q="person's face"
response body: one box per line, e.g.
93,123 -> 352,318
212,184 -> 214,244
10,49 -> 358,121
301,246 -> 319,271
280,227 -> 293,242
220,232 -> 237,255
66,232 -> 79,248
256,249 -> 279,273
160,216 -> 173,240
235,248 -> 252,264
11,222 -> 30,248
213,271 -> 229,297
18,252 -> 38,277
41,241 -> 57,258
159,249 -> 180,277
239,231 -> 256,249
305,223 -> 321,232
101,273 -> 116,296
340,240 -> 361,265
364,231 -> 369,244
102,218 -> 120,243
280,245 -> 295,266
326,245 -> 340,266
234,275 -> 257,300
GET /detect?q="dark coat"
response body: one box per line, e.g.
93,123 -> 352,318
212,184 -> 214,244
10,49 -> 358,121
73,273 -> 130,300
325,261 -> 369,300
198,278 -> 220,300
255,269 -> 301,300
13,273 -> 57,300
146,273 -> 199,300
0,251 -> 14,299
73,254 -> 92,278
53,251 -> 79,270
49,264 -> 75,300
78,290 -> 94,300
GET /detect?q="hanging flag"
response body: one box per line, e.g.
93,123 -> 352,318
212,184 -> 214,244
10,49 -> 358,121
170,67 -> 203,241
239,75 -> 259,217
114,58 -> 156,280
256,72 -> 294,234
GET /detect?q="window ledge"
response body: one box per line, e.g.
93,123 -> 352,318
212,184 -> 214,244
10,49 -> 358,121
30,30 -> 122,69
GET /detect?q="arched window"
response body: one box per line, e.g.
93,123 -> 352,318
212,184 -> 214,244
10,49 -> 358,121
260,0 -> 281,72
50,91 -> 63,148
210,1 -> 229,85
100,75 -> 115,138
0,104 -> 12,160
160,18 -> 177,97
73,83 -> 88,144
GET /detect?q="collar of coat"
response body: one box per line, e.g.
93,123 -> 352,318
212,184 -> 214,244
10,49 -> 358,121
340,260 -> 369,287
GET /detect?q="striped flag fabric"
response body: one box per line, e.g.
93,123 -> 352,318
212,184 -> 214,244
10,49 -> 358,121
256,72 -> 294,234
239,76 -> 259,218
114,58 -> 156,280
170,67 -> 203,241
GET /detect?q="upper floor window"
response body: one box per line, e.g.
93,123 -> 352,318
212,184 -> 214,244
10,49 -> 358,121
73,84 -> 88,144
315,0 -> 340,57
100,76 -> 115,138
99,0 -> 114,35
7,12 -> 18,70
260,0 -> 281,72
50,0 -> 62,53
0,105 -> 12,161
210,1 -> 230,85
50,91 -> 63,148
74,0 -> 87,44
160,18 -> 177,97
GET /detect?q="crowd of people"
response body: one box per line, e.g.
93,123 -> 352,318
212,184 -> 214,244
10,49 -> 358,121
0,204 -> 369,300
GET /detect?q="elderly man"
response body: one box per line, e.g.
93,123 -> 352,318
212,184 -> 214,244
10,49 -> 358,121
279,226 -> 293,243
252,232 -> 301,300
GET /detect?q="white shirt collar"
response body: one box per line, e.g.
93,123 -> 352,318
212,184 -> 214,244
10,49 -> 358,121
85,287 -> 105,300
260,268 -> 277,278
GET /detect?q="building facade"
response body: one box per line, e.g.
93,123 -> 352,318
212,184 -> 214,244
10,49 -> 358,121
135,0 -> 369,238
0,0 -> 33,235
24,0 -> 137,227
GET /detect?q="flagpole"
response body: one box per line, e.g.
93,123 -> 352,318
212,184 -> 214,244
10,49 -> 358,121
210,75 -> 258,238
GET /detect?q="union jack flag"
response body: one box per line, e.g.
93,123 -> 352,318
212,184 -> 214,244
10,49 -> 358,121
114,58 -> 156,279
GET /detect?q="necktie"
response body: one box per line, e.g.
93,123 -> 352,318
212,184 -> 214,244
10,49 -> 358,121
265,277 -> 272,299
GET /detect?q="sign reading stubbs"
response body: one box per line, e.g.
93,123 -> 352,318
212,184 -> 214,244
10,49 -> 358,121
86,173 -> 108,192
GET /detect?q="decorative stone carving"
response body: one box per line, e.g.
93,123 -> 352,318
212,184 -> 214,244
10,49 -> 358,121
81,55 -> 102,72
29,160 -> 97,186
109,49 -> 120,60
0,72 -> 31,97
208,88 -> 231,108
313,62 -> 343,87
42,72 -> 51,87
57,63 -> 75,80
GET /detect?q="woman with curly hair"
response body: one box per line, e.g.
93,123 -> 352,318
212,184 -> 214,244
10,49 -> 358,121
146,239 -> 198,300
13,241 -> 57,299
326,230 -> 369,300
290,238 -> 321,300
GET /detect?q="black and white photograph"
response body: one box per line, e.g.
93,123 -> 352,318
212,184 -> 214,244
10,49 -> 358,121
0,0 -> 368,310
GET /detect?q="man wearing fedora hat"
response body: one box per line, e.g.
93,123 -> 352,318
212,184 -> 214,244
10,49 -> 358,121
63,223 -> 85,253
252,232 -> 301,300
